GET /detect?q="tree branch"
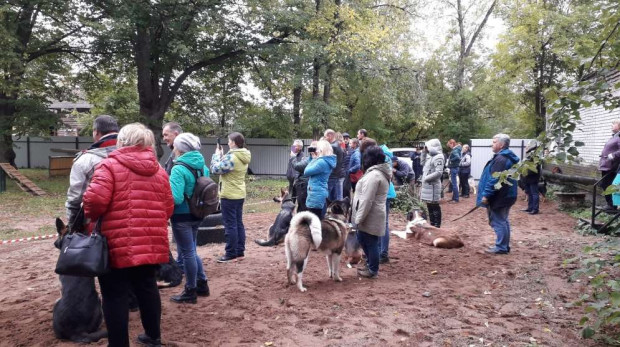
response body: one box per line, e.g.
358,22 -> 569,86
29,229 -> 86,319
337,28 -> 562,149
464,0 -> 496,58
588,20 -> 620,72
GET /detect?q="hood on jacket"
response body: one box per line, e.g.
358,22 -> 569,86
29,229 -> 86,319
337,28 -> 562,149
498,148 -> 520,165
231,148 -> 251,165
176,150 -> 206,170
367,162 -> 392,180
110,146 -> 160,176
321,154 -> 337,169
425,139 -> 442,156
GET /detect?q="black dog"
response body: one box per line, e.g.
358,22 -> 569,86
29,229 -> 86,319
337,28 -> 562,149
53,218 -> 107,343
156,251 -> 184,288
256,188 -> 295,246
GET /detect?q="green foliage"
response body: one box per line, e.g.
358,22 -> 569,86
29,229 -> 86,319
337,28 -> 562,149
391,184 -> 427,215
568,239 -> 620,344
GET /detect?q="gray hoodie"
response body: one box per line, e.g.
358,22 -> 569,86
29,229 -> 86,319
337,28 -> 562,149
420,139 -> 445,202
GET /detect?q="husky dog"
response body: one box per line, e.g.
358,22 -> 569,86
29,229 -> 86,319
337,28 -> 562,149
256,188 -> 295,246
53,218 -> 107,343
284,199 -> 349,292
468,177 -> 477,195
405,210 -> 464,249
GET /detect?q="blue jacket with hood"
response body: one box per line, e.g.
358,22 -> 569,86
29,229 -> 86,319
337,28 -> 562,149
304,155 -> 336,209
476,148 -> 520,209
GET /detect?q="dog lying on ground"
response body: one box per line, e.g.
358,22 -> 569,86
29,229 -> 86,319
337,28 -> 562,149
53,218 -> 107,343
284,199 -> 349,292
256,188 -> 295,246
405,210 -> 464,249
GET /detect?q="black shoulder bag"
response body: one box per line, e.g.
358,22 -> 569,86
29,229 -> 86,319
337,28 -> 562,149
55,218 -> 110,277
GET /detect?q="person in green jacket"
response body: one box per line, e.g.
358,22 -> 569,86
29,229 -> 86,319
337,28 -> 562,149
169,133 -> 210,304
210,132 -> 252,263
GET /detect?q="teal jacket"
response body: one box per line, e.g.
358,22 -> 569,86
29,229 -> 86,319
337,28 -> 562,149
169,151 -> 210,218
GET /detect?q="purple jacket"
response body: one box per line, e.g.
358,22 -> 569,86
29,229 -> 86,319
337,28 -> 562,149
599,132 -> 620,171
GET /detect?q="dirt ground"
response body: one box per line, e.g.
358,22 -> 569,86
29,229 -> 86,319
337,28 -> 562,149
0,192 -> 599,347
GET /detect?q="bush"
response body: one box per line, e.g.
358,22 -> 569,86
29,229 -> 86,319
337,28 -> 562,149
391,184 -> 427,216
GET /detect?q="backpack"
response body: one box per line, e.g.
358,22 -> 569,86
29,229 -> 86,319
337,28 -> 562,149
174,162 -> 219,219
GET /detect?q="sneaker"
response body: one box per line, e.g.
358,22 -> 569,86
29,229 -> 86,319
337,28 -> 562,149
484,248 -> 508,255
520,209 -> 532,212
196,279 -> 210,297
528,210 -> 539,215
217,255 -> 236,263
137,333 -> 161,347
236,254 -> 245,261
357,268 -> 378,278
379,256 -> 390,264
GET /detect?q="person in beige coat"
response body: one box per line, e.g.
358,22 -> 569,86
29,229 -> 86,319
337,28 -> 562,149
351,146 -> 391,278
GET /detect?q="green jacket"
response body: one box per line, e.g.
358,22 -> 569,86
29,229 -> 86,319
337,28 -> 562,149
210,148 -> 252,200
170,151 -> 210,215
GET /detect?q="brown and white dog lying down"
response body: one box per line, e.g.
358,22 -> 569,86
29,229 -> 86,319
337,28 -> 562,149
405,210 -> 464,249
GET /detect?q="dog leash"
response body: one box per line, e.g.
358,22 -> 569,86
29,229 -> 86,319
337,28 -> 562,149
451,205 -> 481,222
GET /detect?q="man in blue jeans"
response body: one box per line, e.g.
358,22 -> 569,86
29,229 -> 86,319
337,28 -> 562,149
324,129 -> 345,201
447,139 -> 461,203
477,133 -> 520,255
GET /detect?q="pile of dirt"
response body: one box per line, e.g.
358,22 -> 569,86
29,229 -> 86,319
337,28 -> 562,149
0,193 -> 597,346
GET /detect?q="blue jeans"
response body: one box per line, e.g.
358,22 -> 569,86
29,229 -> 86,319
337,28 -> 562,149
450,167 -> 459,201
525,181 -> 540,212
487,206 -> 511,253
327,178 -> 343,201
380,199 -> 391,258
221,198 -> 246,258
357,230 -> 380,275
171,219 -> 207,289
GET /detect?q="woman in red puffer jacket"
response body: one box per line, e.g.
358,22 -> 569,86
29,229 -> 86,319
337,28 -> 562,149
83,122 -> 174,347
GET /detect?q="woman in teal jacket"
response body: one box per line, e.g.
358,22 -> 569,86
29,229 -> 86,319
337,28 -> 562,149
304,140 -> 336,219
169,133 -> 210,304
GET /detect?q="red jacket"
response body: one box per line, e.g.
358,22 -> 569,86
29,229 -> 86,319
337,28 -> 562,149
83,146 -> 174,269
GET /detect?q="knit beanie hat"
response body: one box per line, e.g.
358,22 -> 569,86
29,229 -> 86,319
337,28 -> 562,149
173,133 -> 201,153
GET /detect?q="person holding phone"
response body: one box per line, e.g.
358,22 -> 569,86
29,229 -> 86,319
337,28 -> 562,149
304,140 -> 336,220
286,139 -> 305,203
210,132 -> 252,263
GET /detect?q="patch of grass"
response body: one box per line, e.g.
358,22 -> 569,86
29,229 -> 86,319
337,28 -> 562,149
244,177 -> 288,214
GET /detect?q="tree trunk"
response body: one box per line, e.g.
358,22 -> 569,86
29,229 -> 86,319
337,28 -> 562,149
0,93 -> 18,166
312,57 -> 321,139
292,83 -> 302,137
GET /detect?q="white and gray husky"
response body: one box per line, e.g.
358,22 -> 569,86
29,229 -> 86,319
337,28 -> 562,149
284,199 -> 349,292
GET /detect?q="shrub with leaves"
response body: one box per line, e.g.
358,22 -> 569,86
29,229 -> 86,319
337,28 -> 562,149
567,239 -> 620,344
391,184 -> 427,216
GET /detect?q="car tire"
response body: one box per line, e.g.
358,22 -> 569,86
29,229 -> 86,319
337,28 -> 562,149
200,212 -> 223,228
197,226 -> 226,246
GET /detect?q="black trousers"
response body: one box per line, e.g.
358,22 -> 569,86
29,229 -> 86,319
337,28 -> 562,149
98,265 -> 161,347
459,172 -> 470,196
600,171 -> 616,207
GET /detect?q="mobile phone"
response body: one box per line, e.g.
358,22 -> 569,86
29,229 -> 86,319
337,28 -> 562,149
216,137 -> 221,148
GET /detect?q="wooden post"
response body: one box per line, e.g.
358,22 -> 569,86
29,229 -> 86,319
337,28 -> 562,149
0,166 -> 6,193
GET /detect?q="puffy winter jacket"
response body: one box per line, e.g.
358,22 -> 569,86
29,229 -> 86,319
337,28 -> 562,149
83,146 -> 174,269
211,148 -> 252,200
420,139 -> 445,202
170,150 -> 210,220
352,163 -> 391,236
476,148 -> 520,209
304,155 -> 336,209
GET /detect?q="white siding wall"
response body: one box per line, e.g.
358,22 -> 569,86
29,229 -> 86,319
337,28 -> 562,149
571,70 -> 620,165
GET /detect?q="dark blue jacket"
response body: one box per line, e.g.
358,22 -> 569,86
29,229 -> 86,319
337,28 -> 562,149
448,145 -> 462,168
477,148 -> 520,209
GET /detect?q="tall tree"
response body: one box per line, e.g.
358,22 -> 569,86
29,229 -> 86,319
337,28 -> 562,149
86,0 -> 291,156
0,0 -> 84,164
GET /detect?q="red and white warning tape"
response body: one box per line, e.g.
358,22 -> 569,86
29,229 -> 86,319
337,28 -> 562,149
1,234 -> 57,245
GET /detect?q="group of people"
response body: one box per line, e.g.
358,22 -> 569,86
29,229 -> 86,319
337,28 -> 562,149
285,129 -> 397,278
63,113 -> 543,345
66,116 -> 251,346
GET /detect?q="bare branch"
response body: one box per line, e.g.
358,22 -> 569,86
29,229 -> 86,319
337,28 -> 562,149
587,21 -> 620,72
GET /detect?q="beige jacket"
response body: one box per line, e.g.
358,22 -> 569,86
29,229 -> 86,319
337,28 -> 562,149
352,163 -> 391,236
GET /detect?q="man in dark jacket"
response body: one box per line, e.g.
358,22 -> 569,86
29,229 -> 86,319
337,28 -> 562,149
447,139 -> 461,203
325,129 -> 345,200
477,134 -> 520,255
392,156 -> 414,186
410,148 -> 423,184
599,120 -> 620,210
521,142 -> 542,214
286,139 -> 305,203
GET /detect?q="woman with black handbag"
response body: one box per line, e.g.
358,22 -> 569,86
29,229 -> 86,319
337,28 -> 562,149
83,123 -> 174,347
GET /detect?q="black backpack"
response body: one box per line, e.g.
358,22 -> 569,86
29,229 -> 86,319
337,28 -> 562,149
174,162 -> 219,218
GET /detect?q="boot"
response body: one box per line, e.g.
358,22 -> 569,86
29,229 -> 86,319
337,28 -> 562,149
428,203 -> 442,228
170,286 -> 197,304
196,279 -> 210,297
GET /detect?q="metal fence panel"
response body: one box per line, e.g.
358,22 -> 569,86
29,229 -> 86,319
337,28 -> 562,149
470,138 -> 532,180
12,136 -> 313,176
